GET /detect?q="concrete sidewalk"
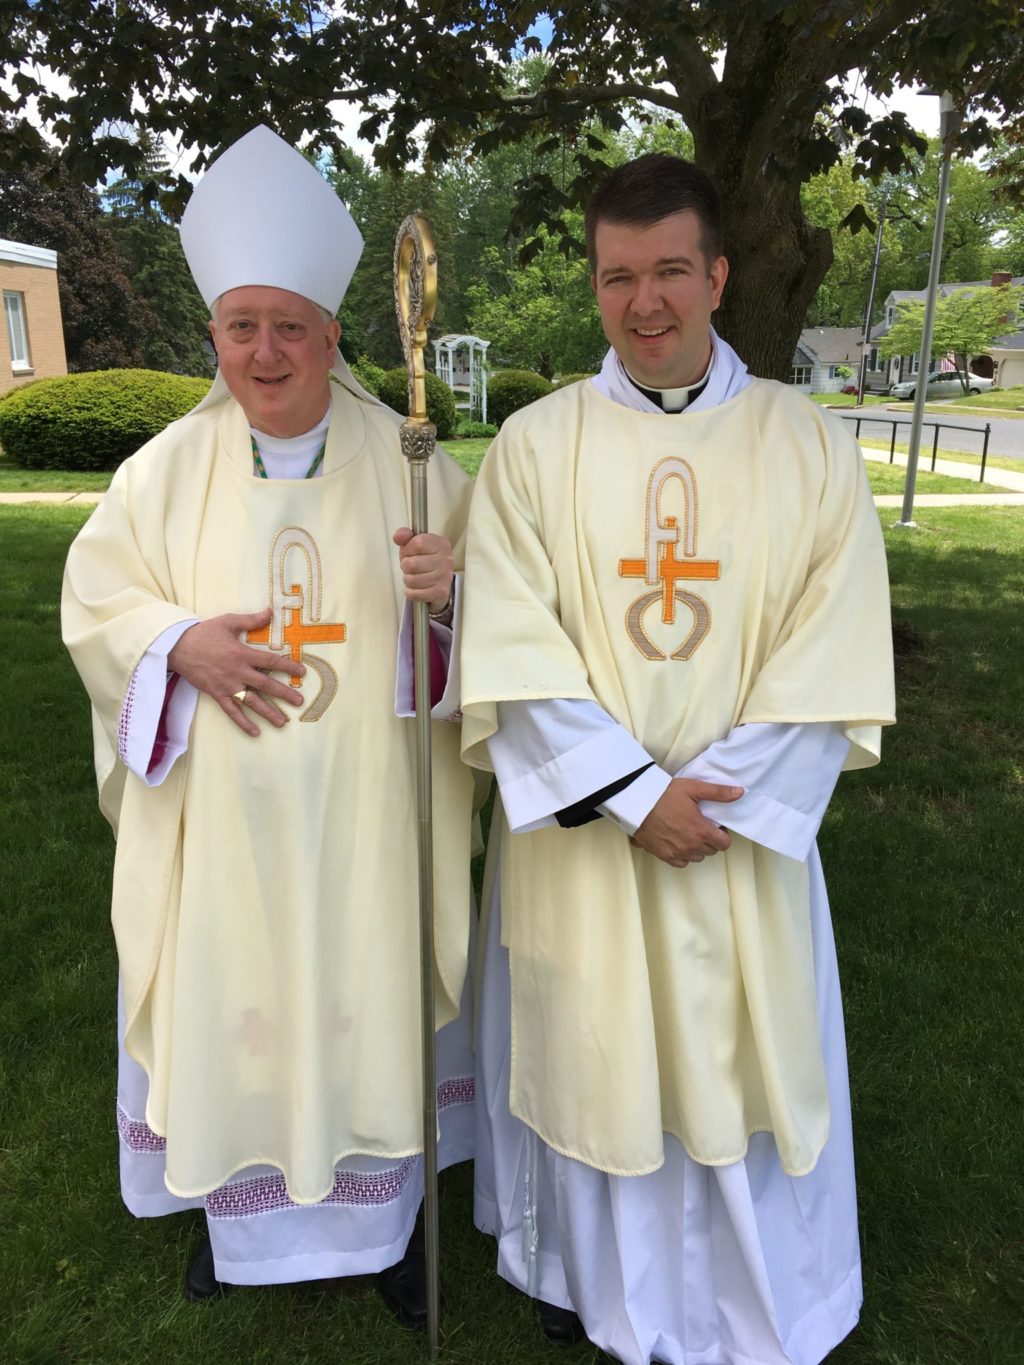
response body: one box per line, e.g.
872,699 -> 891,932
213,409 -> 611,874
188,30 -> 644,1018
0,490 -> 104,505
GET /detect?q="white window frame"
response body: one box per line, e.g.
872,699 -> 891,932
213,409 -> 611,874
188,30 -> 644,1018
789,365 -> 812,386
3,291 -> 32,372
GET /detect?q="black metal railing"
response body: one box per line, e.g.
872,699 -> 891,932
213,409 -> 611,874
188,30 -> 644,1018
840,413 -> 992,483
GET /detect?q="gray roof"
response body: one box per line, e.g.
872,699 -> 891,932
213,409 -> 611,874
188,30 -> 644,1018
882,277 -> 1024,309
797,327 -> 863,364
991,331 -> 1024,351
874,278 -> 1024,341
792,344 -> 815,367
870,276 -> 1024,344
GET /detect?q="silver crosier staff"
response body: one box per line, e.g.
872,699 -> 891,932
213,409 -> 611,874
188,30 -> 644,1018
394,212 -> 442,1358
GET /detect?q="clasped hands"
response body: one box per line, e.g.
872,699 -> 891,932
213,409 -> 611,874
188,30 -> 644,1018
630,778 -> 745,868
166,529 -> 453,737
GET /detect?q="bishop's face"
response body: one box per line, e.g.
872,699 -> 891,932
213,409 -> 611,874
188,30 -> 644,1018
209,286 -> 340,438
591,210 -> 728,391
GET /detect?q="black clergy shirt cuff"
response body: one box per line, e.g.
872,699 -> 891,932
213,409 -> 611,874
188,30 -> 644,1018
555,763 -> 655,829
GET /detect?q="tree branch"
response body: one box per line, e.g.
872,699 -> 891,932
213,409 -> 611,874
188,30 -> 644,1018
500,81 -> 689,119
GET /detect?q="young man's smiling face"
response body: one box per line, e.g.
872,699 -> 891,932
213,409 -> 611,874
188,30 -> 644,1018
209,286 -> 340,438
591,210 -> 728,391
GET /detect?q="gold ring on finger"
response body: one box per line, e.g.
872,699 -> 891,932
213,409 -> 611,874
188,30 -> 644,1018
232,688 -> 247,704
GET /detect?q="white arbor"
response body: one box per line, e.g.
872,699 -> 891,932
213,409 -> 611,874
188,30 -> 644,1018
433,333 -> 490,424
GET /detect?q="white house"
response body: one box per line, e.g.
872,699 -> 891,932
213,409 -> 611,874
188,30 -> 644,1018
863,272 -> 1024,392
787,327 -> 862,394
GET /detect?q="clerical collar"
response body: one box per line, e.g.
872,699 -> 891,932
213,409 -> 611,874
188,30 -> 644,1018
623,360 -> 712,413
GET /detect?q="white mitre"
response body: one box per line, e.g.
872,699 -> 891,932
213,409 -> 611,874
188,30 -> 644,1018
180,125 -> 381,415
180,124 -> 363,313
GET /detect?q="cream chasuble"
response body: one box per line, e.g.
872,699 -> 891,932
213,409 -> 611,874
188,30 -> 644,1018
63,383 -> 475,1203
461,377 -> 895,1179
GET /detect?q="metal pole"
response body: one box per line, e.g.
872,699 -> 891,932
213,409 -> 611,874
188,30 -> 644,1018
981,423 -> 990,484
394,212 -> 442,1359
857,191 -> 888,406
896,94 -> 961,528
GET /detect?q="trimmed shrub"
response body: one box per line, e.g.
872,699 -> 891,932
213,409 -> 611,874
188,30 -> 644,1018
487,370 -> 554,426
553,372 -> 598,389
349,355 -> 386,396
0,369 -> 211,471
377,368 -> 457,441
453,418 -> 498,439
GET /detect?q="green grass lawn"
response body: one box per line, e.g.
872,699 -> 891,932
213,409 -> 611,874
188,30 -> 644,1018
887,398 -> 1024,423
3,501 -> 1024,1362
445,437 -> 491,478
935,385 -> 1024,416
859,437 -> 1024,480
0,457 -> 112,493
0,442 -> 496,494
863,462 -> 1015,496
810,392 -> 889,407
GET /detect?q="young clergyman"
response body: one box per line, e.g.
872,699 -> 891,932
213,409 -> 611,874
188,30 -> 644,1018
62,126 -> 475,1323
462,154 -> 895,1365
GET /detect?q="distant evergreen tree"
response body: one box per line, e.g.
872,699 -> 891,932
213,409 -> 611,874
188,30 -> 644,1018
0,153 -> 151,371
334,154 -> 459,369
104,132 -> 212,375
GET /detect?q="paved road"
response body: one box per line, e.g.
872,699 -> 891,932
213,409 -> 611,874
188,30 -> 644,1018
834,407 -> 1024,461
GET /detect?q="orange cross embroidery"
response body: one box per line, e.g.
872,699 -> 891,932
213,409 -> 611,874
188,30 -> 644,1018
246,526 -> 345,721
247,583 -> 346,686
618,458 -> 718,662
619,516 -> 720,625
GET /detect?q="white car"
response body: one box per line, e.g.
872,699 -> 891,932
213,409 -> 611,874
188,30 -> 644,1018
889,369 -> 995,400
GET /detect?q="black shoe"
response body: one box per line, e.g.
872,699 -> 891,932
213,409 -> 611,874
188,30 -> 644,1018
183,1234 -> 225,1302
537,1298 -> 586,1346
377,1235 -> 428,1331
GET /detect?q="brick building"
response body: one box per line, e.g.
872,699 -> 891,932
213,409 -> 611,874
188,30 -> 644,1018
1,238 -> 68,396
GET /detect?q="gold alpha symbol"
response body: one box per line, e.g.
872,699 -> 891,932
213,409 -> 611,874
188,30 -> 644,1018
618,458 -> 719,661
246,526 -> 346,721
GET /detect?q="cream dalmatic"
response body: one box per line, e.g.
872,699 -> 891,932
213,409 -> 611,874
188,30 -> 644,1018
462,378 -> 895,1178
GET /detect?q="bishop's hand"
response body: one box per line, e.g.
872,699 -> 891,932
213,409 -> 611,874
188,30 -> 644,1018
393,527 -> 454,614
630,778 -> 744,868
167,608 -> 306,737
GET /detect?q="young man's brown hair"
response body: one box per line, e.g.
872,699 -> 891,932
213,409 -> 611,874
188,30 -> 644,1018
584,154 -> 725,270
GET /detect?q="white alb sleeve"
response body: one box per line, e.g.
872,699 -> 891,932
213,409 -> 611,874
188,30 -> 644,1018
677,720 -> 849,862
487,700 -> 848,853
119,619 -> 200,785
487,698 -> 664,833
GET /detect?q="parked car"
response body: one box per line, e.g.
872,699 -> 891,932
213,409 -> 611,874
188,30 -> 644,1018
889,369 -> 995,400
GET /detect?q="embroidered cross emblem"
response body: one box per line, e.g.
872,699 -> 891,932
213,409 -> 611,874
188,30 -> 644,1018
245,526 -> 346,721
619,516 -> 720,625
618,458 -> 719,661
246,584 -> 347,687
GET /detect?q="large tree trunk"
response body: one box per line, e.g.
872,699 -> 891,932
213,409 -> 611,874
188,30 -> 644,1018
712,181 -> 834,381
685,59 -> 835,381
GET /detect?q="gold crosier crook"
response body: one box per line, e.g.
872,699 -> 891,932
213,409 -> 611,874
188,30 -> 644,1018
393,213 -> 442,1359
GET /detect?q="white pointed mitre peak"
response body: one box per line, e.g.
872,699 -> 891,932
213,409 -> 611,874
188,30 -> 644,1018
180,125 -> 363,314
